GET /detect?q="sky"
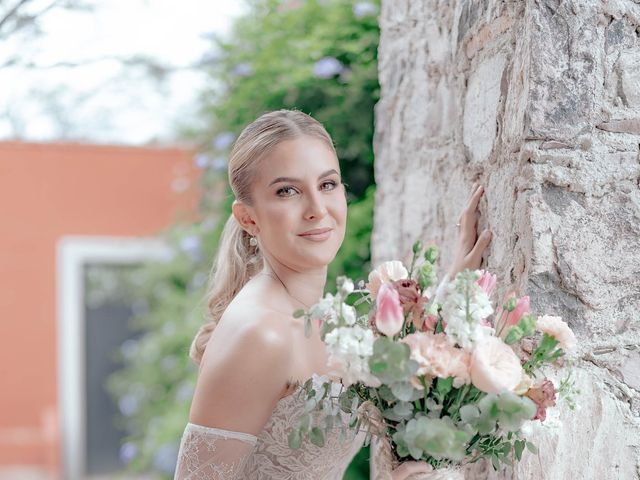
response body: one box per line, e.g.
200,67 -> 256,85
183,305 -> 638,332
0,0 -> 247,145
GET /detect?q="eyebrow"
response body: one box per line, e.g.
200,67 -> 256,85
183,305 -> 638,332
268,169 -> 340,187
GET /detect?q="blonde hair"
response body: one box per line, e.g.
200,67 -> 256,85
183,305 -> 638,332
189,109 -> 337,365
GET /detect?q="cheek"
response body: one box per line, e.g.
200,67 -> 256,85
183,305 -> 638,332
333,197 -> 348,225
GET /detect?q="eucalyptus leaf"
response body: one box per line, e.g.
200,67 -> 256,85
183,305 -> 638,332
390,381 -> 414,402
325,414 -> 334,432
459,404 -> 480,424
526,441 -> 538,454
514,439 -> 525,461
378,384 -> 396,403
382,408 -> 403,421
310,426 -> 325,447
298,413 -> 311,432
392,401 -> 414,420
304,316 -> 311,337
287,428 -> 302,449
304,398 -> 317,413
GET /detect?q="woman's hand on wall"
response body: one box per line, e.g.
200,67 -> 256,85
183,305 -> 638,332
447,183 -> 492,278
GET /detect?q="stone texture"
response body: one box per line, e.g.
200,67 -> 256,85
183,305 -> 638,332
374,0 -> 640,478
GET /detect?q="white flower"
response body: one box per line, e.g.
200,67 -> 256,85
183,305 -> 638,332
309,292 -> 338,324
441,270 -> 494,350
337,276 -> 354,296
324,326 -> 380,387
469,336 -> 523,394
366,260 -> 409,300
342,304 -> 357,326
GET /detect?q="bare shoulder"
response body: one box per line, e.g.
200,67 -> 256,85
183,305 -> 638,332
189,308 -> 296,434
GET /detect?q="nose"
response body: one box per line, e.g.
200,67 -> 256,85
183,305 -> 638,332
304,189 -> 328,220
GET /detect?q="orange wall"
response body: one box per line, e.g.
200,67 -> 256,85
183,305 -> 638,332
0,141 -> 200,468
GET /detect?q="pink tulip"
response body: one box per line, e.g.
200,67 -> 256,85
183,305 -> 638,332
510,295 -> 530,326
477,270 -> 497,297
495,292 -> 529,337
375,283 -> 404,337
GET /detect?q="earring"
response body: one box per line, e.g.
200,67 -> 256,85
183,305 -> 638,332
249,235 -> 258,247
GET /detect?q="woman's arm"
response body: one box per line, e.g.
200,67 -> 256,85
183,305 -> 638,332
174,314 -> 294,480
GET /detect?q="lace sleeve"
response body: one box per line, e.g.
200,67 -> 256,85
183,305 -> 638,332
173,422 -> 258,480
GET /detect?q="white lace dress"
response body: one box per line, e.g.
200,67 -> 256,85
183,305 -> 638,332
174,275 -> 453,479
174,373 -> 367,479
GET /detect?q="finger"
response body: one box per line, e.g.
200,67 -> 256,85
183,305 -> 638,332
466,184 -> 484,211
468,229 -> 492,266
459,211 -> 480,245
466,182 -> 479,203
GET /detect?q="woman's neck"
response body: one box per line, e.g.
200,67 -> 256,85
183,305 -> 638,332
259,263 -> 327,310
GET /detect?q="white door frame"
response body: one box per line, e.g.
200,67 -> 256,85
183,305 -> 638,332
56,236 -> 172,480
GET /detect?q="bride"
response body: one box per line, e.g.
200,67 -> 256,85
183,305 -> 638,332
173,109 -> 492,479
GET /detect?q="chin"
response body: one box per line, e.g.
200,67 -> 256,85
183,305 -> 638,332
301,247 -> 339,268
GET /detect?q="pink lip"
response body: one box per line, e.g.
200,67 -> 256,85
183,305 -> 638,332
298,227 -> 332,236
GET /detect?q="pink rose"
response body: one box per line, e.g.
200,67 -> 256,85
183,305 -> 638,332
375,283 -> 404,337
401,332 -> 471,388
477,270 -> 497,297
470,336 -> 523,394
525,379 -> 556,421
366,261 -> 408,300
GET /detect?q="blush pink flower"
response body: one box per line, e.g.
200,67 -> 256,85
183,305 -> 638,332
469,336 -> 523,394
477,270 -> 497,297
366,261 -> 408,300
401,332 -> 471,388
375,283 -> 404,337
536,315 -> 576,351
525,379 -> 557,421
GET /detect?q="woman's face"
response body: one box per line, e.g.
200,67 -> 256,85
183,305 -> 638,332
236,135 -> 347,271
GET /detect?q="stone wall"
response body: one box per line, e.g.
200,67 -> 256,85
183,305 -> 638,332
372,0 -> 640,478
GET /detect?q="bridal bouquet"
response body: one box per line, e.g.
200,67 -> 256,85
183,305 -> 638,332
287,240 -> 577,473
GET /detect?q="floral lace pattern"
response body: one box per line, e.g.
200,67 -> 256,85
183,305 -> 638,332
174,373 -> 366,479
174,423 -> 258,479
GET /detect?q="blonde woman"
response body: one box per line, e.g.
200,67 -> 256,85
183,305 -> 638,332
173,109 -> 492,479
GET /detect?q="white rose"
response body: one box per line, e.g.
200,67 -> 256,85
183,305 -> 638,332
470,336 -> 523,394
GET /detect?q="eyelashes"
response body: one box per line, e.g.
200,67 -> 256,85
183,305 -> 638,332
276,180 -> 340,197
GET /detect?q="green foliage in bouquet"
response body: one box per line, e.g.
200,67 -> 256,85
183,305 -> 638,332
105,1 -> 381,478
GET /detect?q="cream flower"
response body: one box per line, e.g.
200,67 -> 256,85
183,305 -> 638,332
401,332 -> 471,388
536,315 -> 576,350
470,336 -> 523,394
513,372 -> 534,395
366,261 -> 408,300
